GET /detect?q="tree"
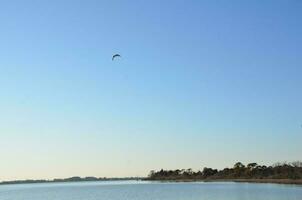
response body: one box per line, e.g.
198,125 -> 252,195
202,167 -> 218,178
148,170 -> 155,178
247,163 -> 258,169
234,162 -> 245,169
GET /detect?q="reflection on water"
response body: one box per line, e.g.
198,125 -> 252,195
0,180 -> 301,200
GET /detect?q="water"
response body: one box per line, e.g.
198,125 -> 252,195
0,180 -> 301,200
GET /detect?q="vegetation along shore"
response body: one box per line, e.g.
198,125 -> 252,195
2,161 -> 302,186
0,177 -> 140,185
146,161 -> 302,185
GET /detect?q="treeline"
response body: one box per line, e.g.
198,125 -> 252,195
0,177 -> 140,185
147,161 -> 302,180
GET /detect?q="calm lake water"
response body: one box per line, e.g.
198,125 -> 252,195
0,180 -> 301,200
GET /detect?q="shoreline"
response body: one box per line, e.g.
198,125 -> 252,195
146,178 -> 302,185
1,178 -> 302,186
0,178 -> 141,186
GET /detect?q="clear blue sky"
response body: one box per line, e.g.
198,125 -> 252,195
0,0 -> 301,180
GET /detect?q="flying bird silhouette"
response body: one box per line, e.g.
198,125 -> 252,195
112,54 -> 121,61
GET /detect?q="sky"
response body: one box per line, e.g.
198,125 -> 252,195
0,0 -> 301,181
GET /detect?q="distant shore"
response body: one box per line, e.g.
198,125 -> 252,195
1,177 -> 302,186
0,177 -> 141,186
2,161 -> 302,186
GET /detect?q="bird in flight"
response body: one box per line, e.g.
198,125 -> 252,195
112,54 -> 121,61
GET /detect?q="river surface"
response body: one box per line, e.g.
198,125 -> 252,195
0,180 -> 301,200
